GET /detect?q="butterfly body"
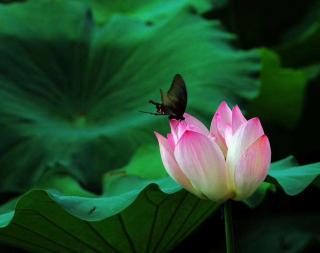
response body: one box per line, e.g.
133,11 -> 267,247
142,74 -> 187,120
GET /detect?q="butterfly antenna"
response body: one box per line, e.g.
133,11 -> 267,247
139,111 -> 163,116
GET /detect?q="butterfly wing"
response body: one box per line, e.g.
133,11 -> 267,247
162,74 -> 187,118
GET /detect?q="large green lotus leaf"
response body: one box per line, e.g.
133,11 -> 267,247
269,156 -> 320,195
0,0 -> 260,192
247,49 -> 307,128
0,149 -> 219,252
80,0 -> 214,25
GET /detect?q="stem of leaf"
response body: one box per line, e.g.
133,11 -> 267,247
224,201 -> 235,253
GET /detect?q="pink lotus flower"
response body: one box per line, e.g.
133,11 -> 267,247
155,101 -> 271,201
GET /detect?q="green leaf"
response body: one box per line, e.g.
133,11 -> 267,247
80,0 -> 214,25
0,171 -> 218,252
248,49 -> 307,128
125,145 -> 168,179
0,0 -> 260,192
243,182 -> 276,208
269,156 -> 320,195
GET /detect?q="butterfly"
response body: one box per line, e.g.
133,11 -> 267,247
141,74 -> 187,120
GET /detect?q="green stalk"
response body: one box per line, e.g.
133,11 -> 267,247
224,201 -> 235,253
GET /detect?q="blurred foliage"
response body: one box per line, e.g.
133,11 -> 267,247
0,0 -> 25,3
208,0 -> 319,49
277,1 -> 320,67
248,49 -> 307,128
80,0 -> 213,25
0,0 -> 319,252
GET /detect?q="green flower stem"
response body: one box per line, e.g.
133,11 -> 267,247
224,201 -> 235,253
